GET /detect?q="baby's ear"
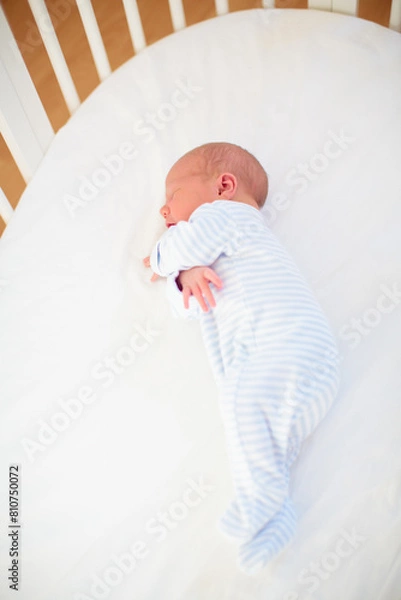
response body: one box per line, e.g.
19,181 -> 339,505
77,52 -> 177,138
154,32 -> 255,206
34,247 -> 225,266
219,172 -> 237,198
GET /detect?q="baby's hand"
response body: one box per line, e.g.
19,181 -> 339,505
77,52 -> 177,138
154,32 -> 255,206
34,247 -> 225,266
177,267 -> 223,312
143,256 -> 159,282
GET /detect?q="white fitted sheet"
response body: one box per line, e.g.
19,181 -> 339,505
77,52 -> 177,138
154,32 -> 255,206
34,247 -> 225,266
0,8 -> 401,600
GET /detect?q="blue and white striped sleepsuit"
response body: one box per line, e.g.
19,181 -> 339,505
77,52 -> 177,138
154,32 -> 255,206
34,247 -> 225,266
150,200 -> 341,574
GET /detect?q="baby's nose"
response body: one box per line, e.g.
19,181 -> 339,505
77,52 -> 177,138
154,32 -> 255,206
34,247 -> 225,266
160,204 -> 169,218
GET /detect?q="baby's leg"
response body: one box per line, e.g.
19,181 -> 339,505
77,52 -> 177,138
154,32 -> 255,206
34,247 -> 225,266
288,354 -> 341,452
217,359 -> 295,542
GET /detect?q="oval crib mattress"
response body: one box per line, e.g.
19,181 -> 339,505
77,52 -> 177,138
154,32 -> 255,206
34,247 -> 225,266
1,8 -> 401,600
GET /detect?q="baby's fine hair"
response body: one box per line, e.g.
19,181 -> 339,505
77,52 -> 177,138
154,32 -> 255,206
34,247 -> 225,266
181,142 -> 268,208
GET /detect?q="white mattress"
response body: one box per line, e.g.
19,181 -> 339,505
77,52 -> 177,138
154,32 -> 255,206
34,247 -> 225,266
1,8 -> 401,599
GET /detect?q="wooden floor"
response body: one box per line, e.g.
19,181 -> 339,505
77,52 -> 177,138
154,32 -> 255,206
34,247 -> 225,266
0,0 -> 393,236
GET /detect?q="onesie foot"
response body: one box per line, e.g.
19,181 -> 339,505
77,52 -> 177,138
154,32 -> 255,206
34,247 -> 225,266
218,482 -> 292,543
237,498 -> 297,575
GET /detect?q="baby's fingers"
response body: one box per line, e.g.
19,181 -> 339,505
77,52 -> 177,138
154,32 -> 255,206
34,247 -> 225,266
193,286 -> 209,312
199,281 -> 216,309
184,284 -> 208,312
183,286 -> 191,310
203,268 -> 223,289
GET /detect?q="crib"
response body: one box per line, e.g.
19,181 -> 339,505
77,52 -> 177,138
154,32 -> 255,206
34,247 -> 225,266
1,1 -> 401,598
1,0 -> 401,229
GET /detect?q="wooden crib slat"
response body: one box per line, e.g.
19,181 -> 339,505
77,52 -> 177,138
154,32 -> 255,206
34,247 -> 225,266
0,6 -> 54,182
390,0 -> 401,30
168,0 -> 186,31
26,0 -> 80,113
332,0 -> 358,16
215,0 -> 229,16
0,188 -> 14,225
121,0 -> 147,53
75,0 -> 111,81
308,0 -> 332,10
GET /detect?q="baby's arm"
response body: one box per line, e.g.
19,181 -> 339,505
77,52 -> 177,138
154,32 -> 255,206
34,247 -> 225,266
149,203 -> 235,277
143,259 -> 223,315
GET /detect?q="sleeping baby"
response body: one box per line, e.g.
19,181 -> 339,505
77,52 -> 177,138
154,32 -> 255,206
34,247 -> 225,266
143,142 -> 341,574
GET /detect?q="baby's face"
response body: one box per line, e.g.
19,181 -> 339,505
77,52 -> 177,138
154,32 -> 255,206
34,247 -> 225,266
160,157 -> 218,227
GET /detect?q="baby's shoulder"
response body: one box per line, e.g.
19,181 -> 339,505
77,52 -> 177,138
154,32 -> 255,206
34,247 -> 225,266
190,200 -> 234,222
191,201 -> 267,234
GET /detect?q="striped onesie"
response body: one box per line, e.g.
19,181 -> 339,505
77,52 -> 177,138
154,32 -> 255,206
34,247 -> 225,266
149,199 -> 341,574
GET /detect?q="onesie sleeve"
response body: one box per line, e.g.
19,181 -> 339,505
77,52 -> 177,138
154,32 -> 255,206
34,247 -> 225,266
165,271 -> 201,320
149,202 -> 235,277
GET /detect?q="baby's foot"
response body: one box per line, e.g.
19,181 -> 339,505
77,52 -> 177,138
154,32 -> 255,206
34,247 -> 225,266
218,498 -> 275,542
218,488 -> 290,542
237,498 -> 297,575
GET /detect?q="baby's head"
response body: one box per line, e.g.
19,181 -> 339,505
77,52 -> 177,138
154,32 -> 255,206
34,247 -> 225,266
160,142 -> 268,227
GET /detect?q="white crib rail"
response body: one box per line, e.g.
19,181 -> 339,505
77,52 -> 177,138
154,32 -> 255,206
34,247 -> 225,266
75,0 -> 111,81
310,0 -> 401,26
0,187 -> 14,225
168,0 -> 186,31
307,0 -> 359,15
215,0 -> 230,17
390,0 -> 401,30
0,5 -> 54,182
121,0 -> 147,54
1,0 -> 400,230
309,0 -> 332,9
26,0 -> 80,112
332,0 -> 359,16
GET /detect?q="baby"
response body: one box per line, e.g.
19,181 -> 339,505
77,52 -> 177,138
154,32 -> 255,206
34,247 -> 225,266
143,142 -> 340,574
